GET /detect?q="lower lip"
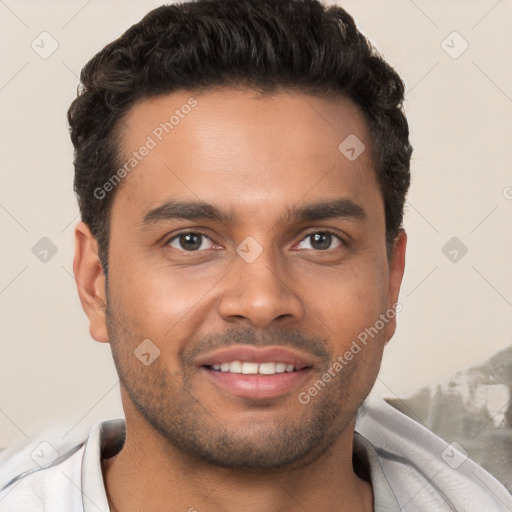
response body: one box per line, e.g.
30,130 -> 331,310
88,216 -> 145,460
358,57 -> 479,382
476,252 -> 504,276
201,367 -> 312,399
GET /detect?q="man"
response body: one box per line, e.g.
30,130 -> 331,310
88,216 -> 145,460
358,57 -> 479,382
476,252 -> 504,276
0,0 -> 510,510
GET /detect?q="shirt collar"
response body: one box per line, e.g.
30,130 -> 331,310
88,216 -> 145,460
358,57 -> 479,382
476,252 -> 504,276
353,431 -> 402,511
82,418 -> 125,512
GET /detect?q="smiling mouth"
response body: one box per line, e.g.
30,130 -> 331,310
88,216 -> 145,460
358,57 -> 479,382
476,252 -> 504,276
196,345 -> 315,398
200,362 -> 313,400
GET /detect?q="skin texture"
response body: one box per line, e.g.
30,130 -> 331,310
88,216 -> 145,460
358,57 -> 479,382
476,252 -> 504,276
74,88 -> 407,512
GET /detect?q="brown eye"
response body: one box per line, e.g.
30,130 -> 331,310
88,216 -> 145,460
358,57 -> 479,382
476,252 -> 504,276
297,231 -> 343,251
167,233 -> 214,252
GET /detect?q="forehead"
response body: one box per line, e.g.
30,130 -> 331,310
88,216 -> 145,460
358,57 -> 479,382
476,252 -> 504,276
112,87 -> 383,227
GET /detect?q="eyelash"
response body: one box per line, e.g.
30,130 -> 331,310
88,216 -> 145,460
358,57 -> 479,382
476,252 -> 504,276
165,228 -> 346,252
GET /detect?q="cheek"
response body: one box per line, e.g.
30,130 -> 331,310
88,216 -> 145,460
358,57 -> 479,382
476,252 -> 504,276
108,257 -> 222,345
306,257 -> 389,342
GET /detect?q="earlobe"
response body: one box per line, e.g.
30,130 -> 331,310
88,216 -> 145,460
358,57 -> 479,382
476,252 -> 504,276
385,229 -> 407,343
73,222 -> 109,343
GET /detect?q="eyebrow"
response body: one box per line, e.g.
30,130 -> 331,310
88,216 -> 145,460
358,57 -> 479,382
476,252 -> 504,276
141,197 -> 367,229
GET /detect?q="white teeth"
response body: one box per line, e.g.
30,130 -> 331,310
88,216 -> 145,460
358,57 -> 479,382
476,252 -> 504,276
229,360 -> 242,373
241,362 -> 259,374
275,363 -> 287,373
209,360 -> 298,375
258,362 -> 276,375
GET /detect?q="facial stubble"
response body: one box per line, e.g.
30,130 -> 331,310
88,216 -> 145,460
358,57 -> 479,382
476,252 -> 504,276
105,293 -> 368,472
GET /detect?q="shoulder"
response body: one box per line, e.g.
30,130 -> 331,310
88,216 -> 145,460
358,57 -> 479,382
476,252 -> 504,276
355,394 -> 512,511
0,441 -> 86,512
0,418 -> 125,512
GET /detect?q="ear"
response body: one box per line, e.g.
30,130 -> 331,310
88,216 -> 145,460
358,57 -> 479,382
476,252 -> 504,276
73,222 -> 109,343
384,229 -> 407,343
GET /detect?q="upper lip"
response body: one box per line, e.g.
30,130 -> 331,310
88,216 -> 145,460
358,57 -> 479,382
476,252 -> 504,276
195,346 -> 314,370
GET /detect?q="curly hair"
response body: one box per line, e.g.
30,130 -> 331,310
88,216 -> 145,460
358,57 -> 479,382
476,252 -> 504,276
67,0 -> 411,274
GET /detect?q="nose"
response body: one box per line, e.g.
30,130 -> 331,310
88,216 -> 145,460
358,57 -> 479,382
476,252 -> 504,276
217,243 -> 305,328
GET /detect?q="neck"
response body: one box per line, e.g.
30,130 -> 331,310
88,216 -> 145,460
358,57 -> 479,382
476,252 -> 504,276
102,411 -> 373,512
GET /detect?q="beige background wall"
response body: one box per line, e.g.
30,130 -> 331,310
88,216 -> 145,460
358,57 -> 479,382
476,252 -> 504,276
1,0 -> 511,448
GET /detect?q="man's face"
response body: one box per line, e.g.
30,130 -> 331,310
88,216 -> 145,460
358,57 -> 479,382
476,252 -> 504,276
90,88 -> 405,470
